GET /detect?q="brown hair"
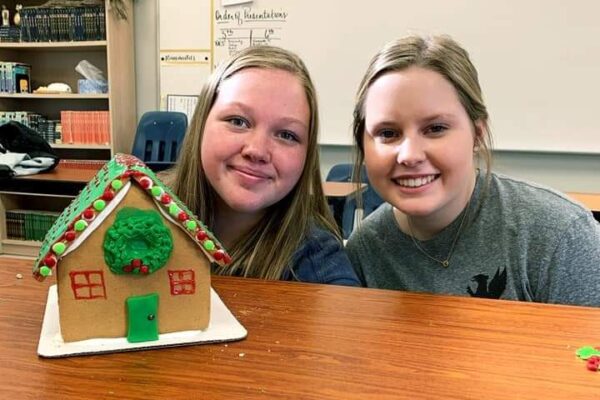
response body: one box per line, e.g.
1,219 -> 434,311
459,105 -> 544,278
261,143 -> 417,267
165,45 -> 338,280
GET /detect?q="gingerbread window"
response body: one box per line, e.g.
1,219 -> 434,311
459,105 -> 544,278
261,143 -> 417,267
69,270 -> 107,300
168,270 -> 196,295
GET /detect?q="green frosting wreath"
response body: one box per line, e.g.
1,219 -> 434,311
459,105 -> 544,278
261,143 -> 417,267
103,207 -> 173,275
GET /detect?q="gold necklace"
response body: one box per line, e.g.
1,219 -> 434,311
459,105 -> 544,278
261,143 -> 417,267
406,204 -> 470,268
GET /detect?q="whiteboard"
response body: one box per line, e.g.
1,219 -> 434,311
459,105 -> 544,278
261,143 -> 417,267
160,0 -> 600,153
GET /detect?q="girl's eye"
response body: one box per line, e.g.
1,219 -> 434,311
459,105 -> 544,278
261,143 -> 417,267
226,116 -> 249,129
425,124 -> 448,135
374,129 -> 399,142
277,130 -> 300,143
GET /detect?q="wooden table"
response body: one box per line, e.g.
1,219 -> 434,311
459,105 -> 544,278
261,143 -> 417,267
322,181 -> 366,198
567,192 -> 600,212
1,257 -> 600,399
567,192 -> 600,221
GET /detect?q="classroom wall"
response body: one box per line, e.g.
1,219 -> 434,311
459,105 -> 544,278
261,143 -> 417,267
134,1 -> 599,193
134,0 -> 159,114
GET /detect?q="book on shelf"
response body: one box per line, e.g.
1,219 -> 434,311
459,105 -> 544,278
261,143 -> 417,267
60,110 -> 109,146
0,62 -> 31,93
0,26 -> 20,43
19,4 -> 106,43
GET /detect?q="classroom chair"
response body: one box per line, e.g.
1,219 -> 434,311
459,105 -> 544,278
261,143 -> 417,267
131,111 -> 188,171
326,163 -> 384,239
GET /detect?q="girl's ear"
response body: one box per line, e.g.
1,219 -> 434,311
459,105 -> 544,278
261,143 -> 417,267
473,119 -> 487,148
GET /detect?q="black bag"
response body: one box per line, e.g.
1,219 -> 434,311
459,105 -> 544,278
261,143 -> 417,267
0,121 -> 59,178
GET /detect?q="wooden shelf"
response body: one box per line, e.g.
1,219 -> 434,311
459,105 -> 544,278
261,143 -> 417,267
0,40 -> 107,51
0,190 -> 76,198
1,239 -> 42,257
51,143 -> 111,150
0,93 -> 109,99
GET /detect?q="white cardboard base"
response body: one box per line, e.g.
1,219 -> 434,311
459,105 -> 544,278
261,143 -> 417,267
37,285 -> 247,358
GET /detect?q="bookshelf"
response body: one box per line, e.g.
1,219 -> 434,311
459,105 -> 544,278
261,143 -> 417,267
0,0 -> 136,257
0,0 -> 136,157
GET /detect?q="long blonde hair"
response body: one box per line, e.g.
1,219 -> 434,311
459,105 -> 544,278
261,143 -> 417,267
352,35 -> 493,185
168,45 -> 339,280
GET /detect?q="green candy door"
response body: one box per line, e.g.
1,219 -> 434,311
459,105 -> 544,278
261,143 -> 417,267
126,293 -> 159,343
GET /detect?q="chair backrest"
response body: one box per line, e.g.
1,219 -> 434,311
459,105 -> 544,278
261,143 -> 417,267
341,179 -> 384,239
359,165 -> 384,216
132,111 -> 188,164
326,163 -> 384,239
326,163 -> 353,182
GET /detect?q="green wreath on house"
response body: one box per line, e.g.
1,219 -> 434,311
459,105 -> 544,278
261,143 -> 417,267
103,207 -> 173,275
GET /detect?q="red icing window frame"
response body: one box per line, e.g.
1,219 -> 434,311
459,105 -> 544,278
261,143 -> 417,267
168,269 -> 196,295
69,270 -> 107,300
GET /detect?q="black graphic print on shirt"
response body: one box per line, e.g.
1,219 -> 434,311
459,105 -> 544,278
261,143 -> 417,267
466,267 -> 507,299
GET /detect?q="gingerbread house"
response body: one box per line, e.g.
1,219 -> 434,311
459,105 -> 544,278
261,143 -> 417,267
33,154 -> 231,343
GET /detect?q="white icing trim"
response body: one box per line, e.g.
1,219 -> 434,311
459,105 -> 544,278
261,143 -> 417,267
62,181 -> 132,259
138,176 -> 153,189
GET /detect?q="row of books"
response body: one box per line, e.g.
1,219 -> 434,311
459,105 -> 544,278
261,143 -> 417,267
5,209 -> 59,242
19,5 -> 106,43
60,110 -> 110,145
0,110 -> 110,146
0,111 -> 60,143
0,62 -> 31,93
59,159 -> 106,169
0,110 -> 46,127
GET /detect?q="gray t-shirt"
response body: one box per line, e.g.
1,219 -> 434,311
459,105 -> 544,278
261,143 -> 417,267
346,172 -> 600,306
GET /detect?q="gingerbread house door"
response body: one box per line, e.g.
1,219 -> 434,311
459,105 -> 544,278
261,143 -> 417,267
126,293 -> 159,342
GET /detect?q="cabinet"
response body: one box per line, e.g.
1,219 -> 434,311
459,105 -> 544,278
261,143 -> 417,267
0,0 -> 136,256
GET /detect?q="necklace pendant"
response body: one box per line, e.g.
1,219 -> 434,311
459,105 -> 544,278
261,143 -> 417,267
441,260 -> 449,267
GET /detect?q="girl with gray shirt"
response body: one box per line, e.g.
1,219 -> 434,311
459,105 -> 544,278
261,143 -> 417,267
346,35 -> 600,306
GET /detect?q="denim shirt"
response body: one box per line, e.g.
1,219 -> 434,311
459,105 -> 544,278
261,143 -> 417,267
282,226 -> 360,286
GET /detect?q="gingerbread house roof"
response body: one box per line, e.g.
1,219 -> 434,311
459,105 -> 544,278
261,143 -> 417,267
33,154 -> 231,281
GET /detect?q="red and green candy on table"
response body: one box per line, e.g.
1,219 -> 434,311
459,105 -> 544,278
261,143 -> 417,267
576,345 -> 600,372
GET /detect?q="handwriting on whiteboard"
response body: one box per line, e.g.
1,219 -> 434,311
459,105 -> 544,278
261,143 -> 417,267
214,7 -> 288,59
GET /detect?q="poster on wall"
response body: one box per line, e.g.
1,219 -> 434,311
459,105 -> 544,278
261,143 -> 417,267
166,94 -> 199,124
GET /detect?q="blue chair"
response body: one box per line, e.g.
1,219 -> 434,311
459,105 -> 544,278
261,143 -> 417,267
131,111 -> 188,171
326,164 -> 384,239
325,164 -> 353,237
326,163 -> 354,183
